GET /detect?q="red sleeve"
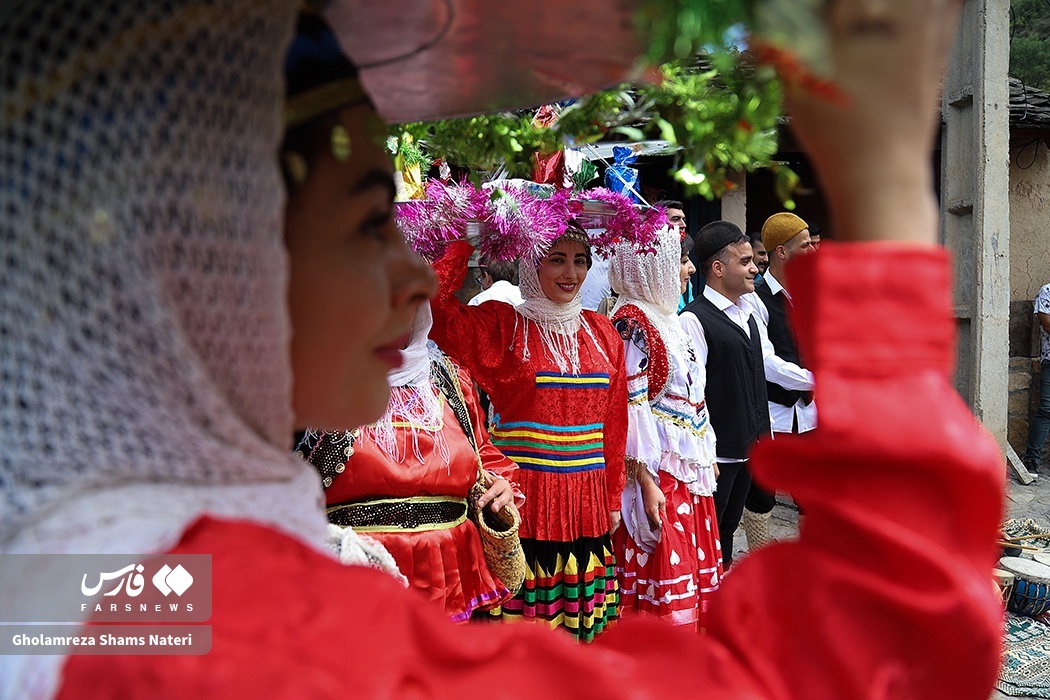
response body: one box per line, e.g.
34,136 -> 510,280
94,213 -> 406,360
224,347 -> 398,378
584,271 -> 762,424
457,362 -> 523,507
58,244 -> 1003,700
428,241 -> 511,393
696,242 -> 1004,699
59,517 -> 740,700
589,312 -> 627,511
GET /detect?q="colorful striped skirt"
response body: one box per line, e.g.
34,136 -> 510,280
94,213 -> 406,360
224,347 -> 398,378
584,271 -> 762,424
615,475 -> 723,631
485,535 -> 618,642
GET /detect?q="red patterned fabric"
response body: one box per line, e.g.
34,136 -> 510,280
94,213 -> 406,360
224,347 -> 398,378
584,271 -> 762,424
615,476 -> 722,630
325,363 -> 517,620
429,241 -> 627,541
59,243 -> 1005,700
611,304 -> 669,400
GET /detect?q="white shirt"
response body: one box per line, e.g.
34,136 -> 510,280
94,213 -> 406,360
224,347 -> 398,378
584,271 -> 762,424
741,272 -> 817,434
579,251 -> 612,312
467,280 -> 524,307
680,285 -> 787,462
1037,283 -> 1050,362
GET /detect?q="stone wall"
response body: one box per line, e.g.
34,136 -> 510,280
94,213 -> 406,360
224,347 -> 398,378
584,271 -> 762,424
1009,356 -> 1041,461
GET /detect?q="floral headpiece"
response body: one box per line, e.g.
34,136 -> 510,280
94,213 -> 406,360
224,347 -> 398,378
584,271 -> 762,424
396,182 -> 667,261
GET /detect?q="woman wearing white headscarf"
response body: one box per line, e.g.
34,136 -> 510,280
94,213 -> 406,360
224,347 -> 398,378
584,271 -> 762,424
0,5 -> 437,695
429,228 -> 628,642
297,302 -> 521,621
608,226 -> 722,630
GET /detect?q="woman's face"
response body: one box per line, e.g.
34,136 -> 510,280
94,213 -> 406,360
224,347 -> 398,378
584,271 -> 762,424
285,103 -> 436,430
680,253 -> 696,295
537,238 -> 589,304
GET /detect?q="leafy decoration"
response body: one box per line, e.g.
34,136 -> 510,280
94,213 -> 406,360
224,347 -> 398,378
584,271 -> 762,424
393,0 -> 833,207
396,58 -> 796,205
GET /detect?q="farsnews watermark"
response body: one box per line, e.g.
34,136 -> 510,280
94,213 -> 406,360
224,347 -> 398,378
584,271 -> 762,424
0,626 -> 211,655
0,554 -> 212,656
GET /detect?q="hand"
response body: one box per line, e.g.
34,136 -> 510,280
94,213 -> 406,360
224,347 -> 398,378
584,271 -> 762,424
771,0 -> 962,246
609,510 -> 622,536
713,463 -> 720,480
640,477 -> 666,530
477,473 -> 514,513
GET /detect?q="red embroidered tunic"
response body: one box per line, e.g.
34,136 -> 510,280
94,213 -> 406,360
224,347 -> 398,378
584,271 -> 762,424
324,362 -> 519,621
427,242 -> 628,541
59,244 -> 1004,700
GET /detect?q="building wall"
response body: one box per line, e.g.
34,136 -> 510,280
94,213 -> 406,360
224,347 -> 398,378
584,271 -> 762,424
1010,141 -> 1050,307
1008,140 -> 1050,459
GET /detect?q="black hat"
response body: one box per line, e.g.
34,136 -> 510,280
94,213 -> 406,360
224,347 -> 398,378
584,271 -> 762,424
694,221 -> 746,262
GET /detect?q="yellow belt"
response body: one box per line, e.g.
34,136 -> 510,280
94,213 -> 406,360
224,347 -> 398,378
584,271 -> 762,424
326,496 -> 468,533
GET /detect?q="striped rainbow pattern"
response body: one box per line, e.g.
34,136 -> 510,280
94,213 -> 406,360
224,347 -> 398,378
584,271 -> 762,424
534,372 -> 610,390
490,418 -> 605,474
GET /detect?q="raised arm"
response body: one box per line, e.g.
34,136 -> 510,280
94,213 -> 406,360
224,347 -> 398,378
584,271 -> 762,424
429,241 -> 512,391
696,0 -> 1005,695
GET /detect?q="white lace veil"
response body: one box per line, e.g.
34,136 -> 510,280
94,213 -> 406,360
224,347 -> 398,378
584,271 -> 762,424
0,2 -> 337,694
609,226 -> 692,358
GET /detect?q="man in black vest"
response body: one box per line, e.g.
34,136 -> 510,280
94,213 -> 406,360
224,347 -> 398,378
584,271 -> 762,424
680,221 -> 770,567
740,212 -> 817,551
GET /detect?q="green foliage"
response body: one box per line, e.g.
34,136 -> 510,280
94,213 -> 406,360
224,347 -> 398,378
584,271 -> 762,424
635,0 -> 753,64
635,57 -> 785,200
396,58 -> 796,202
1012,0 -> 1050,92
392,0 -> 832,204
387,133 -> 432,171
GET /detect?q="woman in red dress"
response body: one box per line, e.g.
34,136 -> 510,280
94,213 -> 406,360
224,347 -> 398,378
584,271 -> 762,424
297,303 -> 521,621
429,227 -> 628,642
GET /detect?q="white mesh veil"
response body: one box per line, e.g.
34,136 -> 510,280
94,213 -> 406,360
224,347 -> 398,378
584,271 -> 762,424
0,0 -> 341,693
0,0 -> 330,549
609,226 -> 693,359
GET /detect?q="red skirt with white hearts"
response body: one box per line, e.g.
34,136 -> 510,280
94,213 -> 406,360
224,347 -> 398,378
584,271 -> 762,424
614,473 -> 723,631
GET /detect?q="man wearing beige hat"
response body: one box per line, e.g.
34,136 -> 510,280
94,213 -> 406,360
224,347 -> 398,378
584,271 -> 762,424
740,212 -> 816,551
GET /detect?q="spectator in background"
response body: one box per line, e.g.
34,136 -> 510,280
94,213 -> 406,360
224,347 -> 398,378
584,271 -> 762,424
809,224 -> 822,250
748,231 -> 769,281
580,249 -> 614,312
740,212 -> 816,551
468,256 -> 524,307
655,200 -> 687,238
1024,281 -> 1050,474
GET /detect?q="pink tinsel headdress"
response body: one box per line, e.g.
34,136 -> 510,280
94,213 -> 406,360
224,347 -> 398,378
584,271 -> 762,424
396,181 -> 667,261
395,180 -> 488,261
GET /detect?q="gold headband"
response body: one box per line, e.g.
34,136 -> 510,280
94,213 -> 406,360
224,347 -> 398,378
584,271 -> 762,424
284,77 -> 370,128
557,227 -> 590,247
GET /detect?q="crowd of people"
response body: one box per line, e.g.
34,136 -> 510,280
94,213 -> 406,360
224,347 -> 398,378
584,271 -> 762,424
1,0 -> 1008,698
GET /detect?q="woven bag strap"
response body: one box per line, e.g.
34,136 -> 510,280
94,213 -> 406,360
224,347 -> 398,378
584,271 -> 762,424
430,356 -> 486,489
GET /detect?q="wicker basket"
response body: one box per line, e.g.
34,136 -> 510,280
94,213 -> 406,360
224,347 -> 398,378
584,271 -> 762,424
470,481 -> 527,595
